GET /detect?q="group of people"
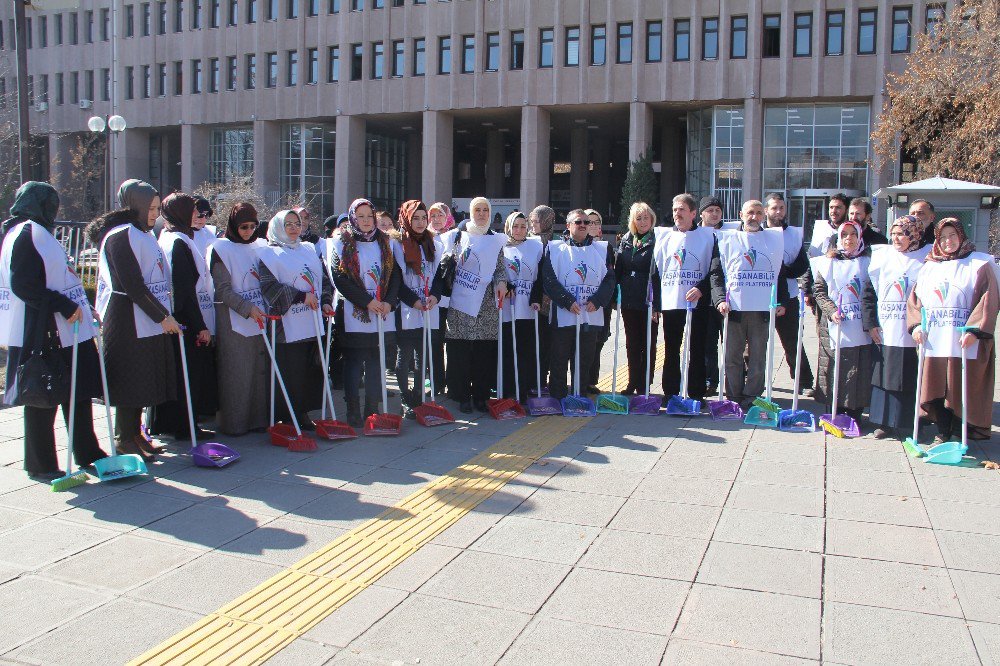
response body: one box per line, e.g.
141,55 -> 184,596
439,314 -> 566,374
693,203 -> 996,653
0,179 -> 995,481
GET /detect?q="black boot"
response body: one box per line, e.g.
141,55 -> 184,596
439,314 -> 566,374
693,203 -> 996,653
363,398 -> 380,419
346,398 -> 363,428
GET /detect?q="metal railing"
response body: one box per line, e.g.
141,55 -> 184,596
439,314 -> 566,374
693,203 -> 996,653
54,222 -> 99,295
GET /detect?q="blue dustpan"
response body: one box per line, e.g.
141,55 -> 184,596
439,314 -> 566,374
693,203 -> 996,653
94,453 -> 149,481
665,395 -> 701,416
745,405 -> 779,428
924,441 -> 968,465
562,394 -> 597,417
666,301 -> 702,417
778,409 -> 817,432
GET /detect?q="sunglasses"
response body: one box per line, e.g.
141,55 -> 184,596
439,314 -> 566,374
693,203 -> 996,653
237,222 -> 257,231
196,212 -> 210,219
571,220 -> 588,226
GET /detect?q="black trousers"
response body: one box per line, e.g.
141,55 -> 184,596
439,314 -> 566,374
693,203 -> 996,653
434,308 -> 447,396
536,311 -> 554,390
621,307 -> 658,393
448,339 -> 497,403
775,298 -> 815,386
660,308 -> 708,400
344,346 -> 381,407
502,320 -> 538,402
548,324 -> 599,400
588,316 -> 612,387
115,406 -> 143,442
704,309 -> 723,389
24,402 -> 106,475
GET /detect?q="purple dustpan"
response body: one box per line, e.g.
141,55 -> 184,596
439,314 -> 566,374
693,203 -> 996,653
819,413 -> 860,438
707,398 -> 744,420
528,394 -> 562,416
191,442 -> 241,468
629,394 -> 662,415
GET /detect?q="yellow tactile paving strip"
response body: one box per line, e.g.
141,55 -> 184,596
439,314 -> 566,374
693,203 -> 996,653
131,343 -> 666,666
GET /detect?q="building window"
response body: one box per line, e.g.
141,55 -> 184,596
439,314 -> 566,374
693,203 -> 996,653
209,57 -> 219,91
673,19 -> 689,61
245,53 -> 256,88
307,47 -> 318,83
70,12 -> 79,44
365,131 -> 407,214
191,59 -> 202,93
38,74 -> 47,102
461,34 -> 474,73
686,106 -> 745,222
391,40 -> 403,77
307,0 -> 317,16
762,14 -> 780,57
56,72 -> 64,104
286,49 -> 297,85
891,6 -> 912,53
616,22 -> 632,63
350,0 -> 361,9
266,0 -> 277,20
25,17 -> 32,48
141,3 -> 151,35
39,16 -> 48,47
124,67 -> 134,99
351,43 -> 363,79
329,0 -> 339,9
174,0 -> 183,32
510,30 -> 524,69
590,25 -> 605,65
328,45 -> 340,81
825,11 -> 844,56
85,70 -> 94,101
247,0 -> 257,22
645,21 -> 661,62
281,124 -> 337,220
287,0 -> 297,19
228,0 -> 238,23
157,2 -> 166,33
209,126 -> 254,184
371,41 -> 383,79
100,8 -> 109,40
209,0 -> 220,26
858,9 -> 877,55
926,3 -> 945,37
372,0 -> 382,7
226,55 -> 237,89
703,17 -> 719,59
70,72 -> 79,103
794,13 -> 812,56
55,14 -> 63,44
173,61 -> 182,94
266,51 -> 277,87
485,32 -> 499,71
84,10 -> 92,43
156,63 -> 166,95
413,37 -> 425,75
538,28 -> 553,67
141,65 -> 151,97
561,26 -> 579,66
437,36 -> 450,74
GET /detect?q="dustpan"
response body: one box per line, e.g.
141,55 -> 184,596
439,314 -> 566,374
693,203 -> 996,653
902,309 -> 928,457
778,289 -> 817,432
925,330 -> 971,465
750,283 -> 781,414
666,300 -> 701,416
819,296 -> 859,438
312,310 -> 356,440
597,287 -> 629,414
527,309 -> 562,415
488,294 -> 527,420
262,319 -> 317,451
365,303 -> 402,436
414,293 -> 455,426
176,328 -> 243,465
707,294 -> 744,420
91,321 -> 149,481
561,313 -> 597,417
629,279 -> 662,415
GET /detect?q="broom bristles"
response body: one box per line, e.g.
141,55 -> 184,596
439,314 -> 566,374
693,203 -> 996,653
51,470 -> 89,492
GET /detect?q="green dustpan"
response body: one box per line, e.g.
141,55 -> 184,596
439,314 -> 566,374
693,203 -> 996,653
752,282 -> 781,414
597,287 -> 628,414
744,404 -> 779,428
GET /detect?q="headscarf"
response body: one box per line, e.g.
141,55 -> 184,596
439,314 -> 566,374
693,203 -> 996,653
338,198 -> 394,296
266,209 -> 301,249
194,196 -> 213,219
504,211 -> 527,246
889,215 -> 923,253
927,217 -> 975,263
345,198 -> 377,242
467,196 -> 491,236
529,205 -> 555,245
835,221 -> 865,259
398,199 -> 433,273
3,181 -> 60,234
117,179 -> 159,229
225,202 -> 259,244
428,202 -> 455,232
160,193 -> 197,239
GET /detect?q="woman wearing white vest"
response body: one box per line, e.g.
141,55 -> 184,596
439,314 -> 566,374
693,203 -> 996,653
208,203 -> 269,435
0,182 -> 109,479
86,179 -> 181,460
149,193 -> 218,441
392,200 -> 443,419
863,215 -> 931,439
192,196 -> 219,257
501,212 -> 544,403
439,197 -> 508,413
327,199 -> 400,426
527,204 -> 557,394
541,209 -> 616,401
811,221 -> 873,425
908,219 -> 999,442
258,209 -> 334,429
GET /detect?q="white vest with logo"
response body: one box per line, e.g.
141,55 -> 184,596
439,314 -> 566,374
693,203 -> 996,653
809,220 -> 837,258
811,254 -> 872,349
256,241 -> 323,343
781,225 -> 805,298
193,225 -> 218,258
502,238 -> 544,322
448,231 -> 507,317
159,230 -> 216,335
868,244 -> 930,349
716,228 -> 784,312
652,226 -> 714,310
391,238 -> 443,331
96,224 -> 172,339
0,221 -> 95,348
330,238 -> 397,335
208,238 -> 266,337
914,253 -> 993,359
549,239 -> 608,327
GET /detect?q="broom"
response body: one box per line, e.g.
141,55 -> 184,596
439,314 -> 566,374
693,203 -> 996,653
51,321 -> 89,492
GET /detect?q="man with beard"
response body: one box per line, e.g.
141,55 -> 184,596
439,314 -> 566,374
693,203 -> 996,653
909,198 -> 937,246
848,197 -> 889,247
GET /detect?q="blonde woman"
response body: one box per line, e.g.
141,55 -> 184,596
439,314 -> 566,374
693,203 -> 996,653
612,202 -> 658,394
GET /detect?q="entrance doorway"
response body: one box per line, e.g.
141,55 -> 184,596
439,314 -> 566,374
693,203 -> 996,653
786,188 -> 865,241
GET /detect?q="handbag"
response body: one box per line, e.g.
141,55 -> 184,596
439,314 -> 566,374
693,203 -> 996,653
14,305 -> 70,408
435,230 -> 461,297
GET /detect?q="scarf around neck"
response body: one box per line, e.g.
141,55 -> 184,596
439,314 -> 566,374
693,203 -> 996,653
926,218 -> 975,263
339,197 -> 393,295
399,199 -> 433,273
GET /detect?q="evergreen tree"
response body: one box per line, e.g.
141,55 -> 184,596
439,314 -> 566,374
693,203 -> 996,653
618,149 -> 659,232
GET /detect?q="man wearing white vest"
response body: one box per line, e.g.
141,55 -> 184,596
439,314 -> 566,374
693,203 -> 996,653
541,209 -> 616,401
710,200 -> 788,410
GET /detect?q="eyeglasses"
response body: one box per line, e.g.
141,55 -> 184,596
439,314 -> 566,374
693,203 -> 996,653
571,220 -> 588,226
237,222 -> 257,231
284,221 -> 303,229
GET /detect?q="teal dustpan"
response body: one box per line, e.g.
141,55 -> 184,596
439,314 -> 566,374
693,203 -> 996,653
926,329 -> 971,466
92,321 -> 149,481
750,283 -> 781,414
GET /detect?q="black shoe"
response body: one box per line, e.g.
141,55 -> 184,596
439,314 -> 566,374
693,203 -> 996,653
474,399 -> 489,413
297,416 -> 316,431
459,400 -> 474,414
28,470 -> 66,482
586,385 -> 600,395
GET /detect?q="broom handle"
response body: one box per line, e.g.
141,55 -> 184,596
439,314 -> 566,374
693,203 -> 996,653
831,296 -> 842,420
792,289 -> 805,412
421,308 -> 428,402
534,311 -> 542,397
610,286 -> 621,396
680,301 -> 692,399
313,308 -> 336,421
574,313 -> 581,396
377,308 -> 388,412
66,322 -> 79,473
496,295 -> 503,397
175,329 -> 198,450
961,343 -> 967,448
510,296 -> 520,401
910,308 -> 927,443
427,307 -> 436,398
93,322 -> 115,453
644,282 -> 653,397
325,313 -> 336,418
261,318 -> 303,436
269,319 -> 276,428
765,283 -> 777,403
719,312 -> 728,401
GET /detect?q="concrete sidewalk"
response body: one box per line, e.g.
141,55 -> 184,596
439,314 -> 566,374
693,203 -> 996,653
0,313 -> 997,665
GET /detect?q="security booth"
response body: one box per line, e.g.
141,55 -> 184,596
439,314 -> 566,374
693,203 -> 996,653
875,176 -> 1000,250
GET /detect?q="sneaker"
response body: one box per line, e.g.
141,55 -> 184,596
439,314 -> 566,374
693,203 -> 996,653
802,388 -> 815,398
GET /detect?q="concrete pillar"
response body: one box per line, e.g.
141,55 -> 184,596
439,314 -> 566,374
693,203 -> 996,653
520,105 -> 550,211
116,127 -> 150,187
743,97 -> 763,201
569,127 -> 588,209
485,130 -> 504,198
628,101 -> 653,162
421,110 -> 453,206
334,114 -> 366,214
180,123 -> 210,192
591,135 -> 610,220
660,121 -> 685,202
406,132 -> 422,199
253,120 -> 281,195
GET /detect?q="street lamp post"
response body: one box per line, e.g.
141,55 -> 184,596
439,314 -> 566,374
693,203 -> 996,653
88,114 -> 127,210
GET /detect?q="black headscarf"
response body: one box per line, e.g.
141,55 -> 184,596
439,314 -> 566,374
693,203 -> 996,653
2,181 -> 60,235
225,203 -> 259,244
160,193 -> 197,239
117,179 -> 159,229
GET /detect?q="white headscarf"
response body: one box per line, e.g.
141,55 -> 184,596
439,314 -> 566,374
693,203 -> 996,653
467,196 -> 491,236
267,210 -> 300,249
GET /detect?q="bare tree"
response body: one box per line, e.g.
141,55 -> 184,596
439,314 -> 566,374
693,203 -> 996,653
192,177 -> 304,236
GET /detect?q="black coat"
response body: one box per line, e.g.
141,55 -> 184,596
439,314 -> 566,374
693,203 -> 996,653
614,234 -> 655,310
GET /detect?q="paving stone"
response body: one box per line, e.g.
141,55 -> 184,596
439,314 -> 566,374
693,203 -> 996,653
510,487 -> 626,527
823,555 -> 962,617
578,528 -> 708,582
381,446 -> 478,475
339,467 -> 439,501
222,516 -> 348,566
0,563 -> 22,584
826,467 -> 919,497
826,446 -> 911,473
696,541 -> 822,598
0,479 -> 126,517
915,473 -> 1000,506
130,551 -> 285,614
674,584 -> 821,660
823,602 -> 979,666
41,534 -> 198,592
540,567 -> 689,635
924,499 -> 1000,536
651,450 -> 743,480
949,569 -> 1000,624
0,466 -> 35,495
664,437 -> 749,460
936,530 -> 1000,575
471,515 -> 599,565
344,594 -> 530,665
429,508 -> 505,549
744,439 -> 826,466
258,637 -> 338,666
543,462 -> 644,497
825,519 -> 944,566
371,543 -> 462,592
59,490 -> 195,533
304,584 -> 409,647
266,458 -> 377,489
500,616 -> 668,665
289,490 -> 396,529
134,503 -> 272,550
419,550 -> 569,614
725,481 -> 824,517
572,443 -> 660,472
201,478 -> 333,518
608,497 -> 721,540
970,622 -> 1000,666
129,467 -> 255,502
0,518 -> 118,570
0,576 -> 113,653
826,490 -> 930,528
712,508 -> 824,552
661,638 -> 817,665
736,459 -> 824,489
0,505 -> 44,534
633,474 -> 734,506
322,441 -> 418,467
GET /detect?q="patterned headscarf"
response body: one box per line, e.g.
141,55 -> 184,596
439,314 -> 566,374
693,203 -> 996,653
266,210 -> 301,249
927,217 -> 975,263
428,202 -> 455,233
889,215 -> 923,253
835,221 -> 865,259
225,203 -> 259,244
160,193 -> 196,239
398,199 -> 434,273
529,205 -> 555,245
337,198 -> 394,296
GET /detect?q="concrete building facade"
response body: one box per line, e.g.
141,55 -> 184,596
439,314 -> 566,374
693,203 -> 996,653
1,0 -> 945,226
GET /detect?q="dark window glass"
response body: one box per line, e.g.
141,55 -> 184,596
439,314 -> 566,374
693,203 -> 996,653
307,0 -> 317,16
328,45 -> 339,81
825,11 -> 844,55
39,15 -> 47,46
141,67 -> 149,97
266,51 -> 277,87
590,24 -> 605,65
673,19 -> 689,61
141,3 -> 151,35
351,42 -> 363,79
892,6 -> 912,52
925,4 -> 945,37
191,0 -> 201,29
228,0 -> 238,24
208,57 -> 219,91
762,14 -> 780,57
351,0 -> 361,9
226,55 -> 237,89
413,38 -> 425,75
371,41 -> 383,78
287,49 -> 297,85
287,0 -> 297,19
510,30 -> 524,69
702,17 -> 718,59
125,66 -> 134,98
174,0 -> 183,32
307,47 -> 318,83
267,0 -> 277,20
191,60 -> 201,92
100,8 -> 108,40
55,14 -> 63,44
209,0 -> 220,26
438,36 -> 450,74
794,12 -> 812,56
173,60 -> 183,94
858,9 -> 877,54
616,22 -> 632,63
70,12 -> 79,44
56,72 -> 64,103
156,63 -> 165,95
646,20 -> 661,62
461,34 -> 474,73
486,32 -> 499,71
391,40 -> 404,76
84,11 -> 92,43
247,0 -> 257,22
157,2 -> 166,33
245,53 -> 256,88
101,68 -> 110,100
539,28 -> 553,67
372,0 -> 382,7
